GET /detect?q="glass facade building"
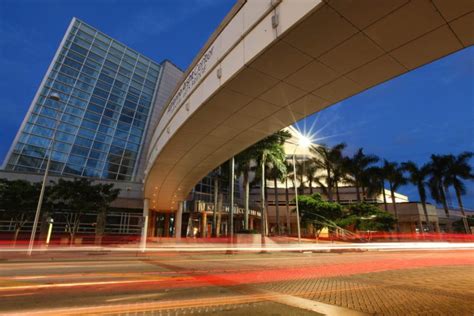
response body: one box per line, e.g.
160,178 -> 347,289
3,18 -> 163,181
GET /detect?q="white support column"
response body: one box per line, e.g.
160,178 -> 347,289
140,198 -> 149,252
175,201 -> 183,239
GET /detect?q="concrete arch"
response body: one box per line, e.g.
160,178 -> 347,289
144,0 -> 473,211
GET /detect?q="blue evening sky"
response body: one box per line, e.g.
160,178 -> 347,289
0,0 -> 473,208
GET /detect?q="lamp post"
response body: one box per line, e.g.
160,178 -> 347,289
290,134 -> 311,245
27,93 -> 61,256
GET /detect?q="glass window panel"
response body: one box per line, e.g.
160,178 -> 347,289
36,116 -> 56,128
88,51 -> 104,63
90,96 -> 106,106
91,44 -> 107,57
88,103 -> 104,114
82,65 -> 99,78
84,111 -> 101,122
76,29 -> 94,42
96,81 -> 112,92
67,50 -> 85,63
69,96 -> 87,108
60,64 -> 79,78
51,151 -> 67,162
70,43 -> 88,56
93,88 -> 109,99
56,73 -> 76,86
63,57 -> 82,70
56,132 -> 75,143
79,23 -> 96,36
93,39 -> 108,51
104,60 -> 118,71
18,155 -> 43,168
73,37 -> 91,49
78,73 -> 96,85
111,41 -> 125,52
71,145 -> 89,157
77,128 -> 96,139
96,33 -> 110,45
108,47 -> 123,59
125,49 -> 138,59
71,88 -> 90,100
58,123 -> 79,135
39,106 -> 60,119
82,119 -> 98,131
75,136 -> 93,148
22,144 -> 46,158
85,58 -> 101,70
31,125 -> 54,138
53,141 -> 72,153
28,135 -> 50,148
108,94 -> 123,105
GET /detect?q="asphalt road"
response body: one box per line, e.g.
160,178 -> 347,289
0,249 -> 473,315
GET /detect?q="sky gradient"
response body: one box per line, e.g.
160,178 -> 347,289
0,0 -> 473,208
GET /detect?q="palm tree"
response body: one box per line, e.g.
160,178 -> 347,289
304,162 -> 318,194
383,160 -> 406,232
235,147 -> 257,231
402,161 -> 432,232
428,154 -> 451,225
310,143 -> 346,202
253,131 -> 291,238
444,152 -> 473,234
343,148 -> 379,202
365,166 -> 388,211
268,163 -> 287,235
283,159 -> 294,235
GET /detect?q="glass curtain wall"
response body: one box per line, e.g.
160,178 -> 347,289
4,19 -> 161,181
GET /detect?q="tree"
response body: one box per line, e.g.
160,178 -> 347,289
365,166 -> 388,211
268,161 -> 287,235
252,131 -> 291,237
310,143 -> 346,201
444,152 -> 473,234
0,179 -> 48,244
336,203 -> 396,233
402,161 -> 432,232
93,183 -> 120,245
343,148 -> 379,202
382,160 -> 406,232
296,193 -> 343,238
235,146 -> 258,231
50,178 -> 98,245
428,154 -> 452,223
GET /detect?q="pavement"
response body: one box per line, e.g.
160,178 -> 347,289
0,249 -> 473,315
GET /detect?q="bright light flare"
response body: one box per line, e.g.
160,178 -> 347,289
298,134 -> 312,149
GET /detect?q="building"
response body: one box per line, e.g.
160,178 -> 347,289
0,18 -> 183,238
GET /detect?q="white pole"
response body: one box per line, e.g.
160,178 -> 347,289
175,201 -> 183,239
140,198 -> 149,252
293,154 -> 301,244
27,94 -> 61,256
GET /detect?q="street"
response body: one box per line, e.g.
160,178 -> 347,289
0,248 -> 473,315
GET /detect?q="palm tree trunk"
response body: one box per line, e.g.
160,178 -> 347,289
244,172 -> 249,230
274,178 -> 280,235
309,179 -> 313,194
285,178 -> 291,235
421,199 -> 431,232
355,182 -> 361,202
390,183 -> 400,233
335,181 -> 341,203
326,168 -> 333,202
454,186 -> 470,234
381,182 -> 388,211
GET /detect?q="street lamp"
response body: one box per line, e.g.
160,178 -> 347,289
291,134 -> 311,244
27,93 -> 61,255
